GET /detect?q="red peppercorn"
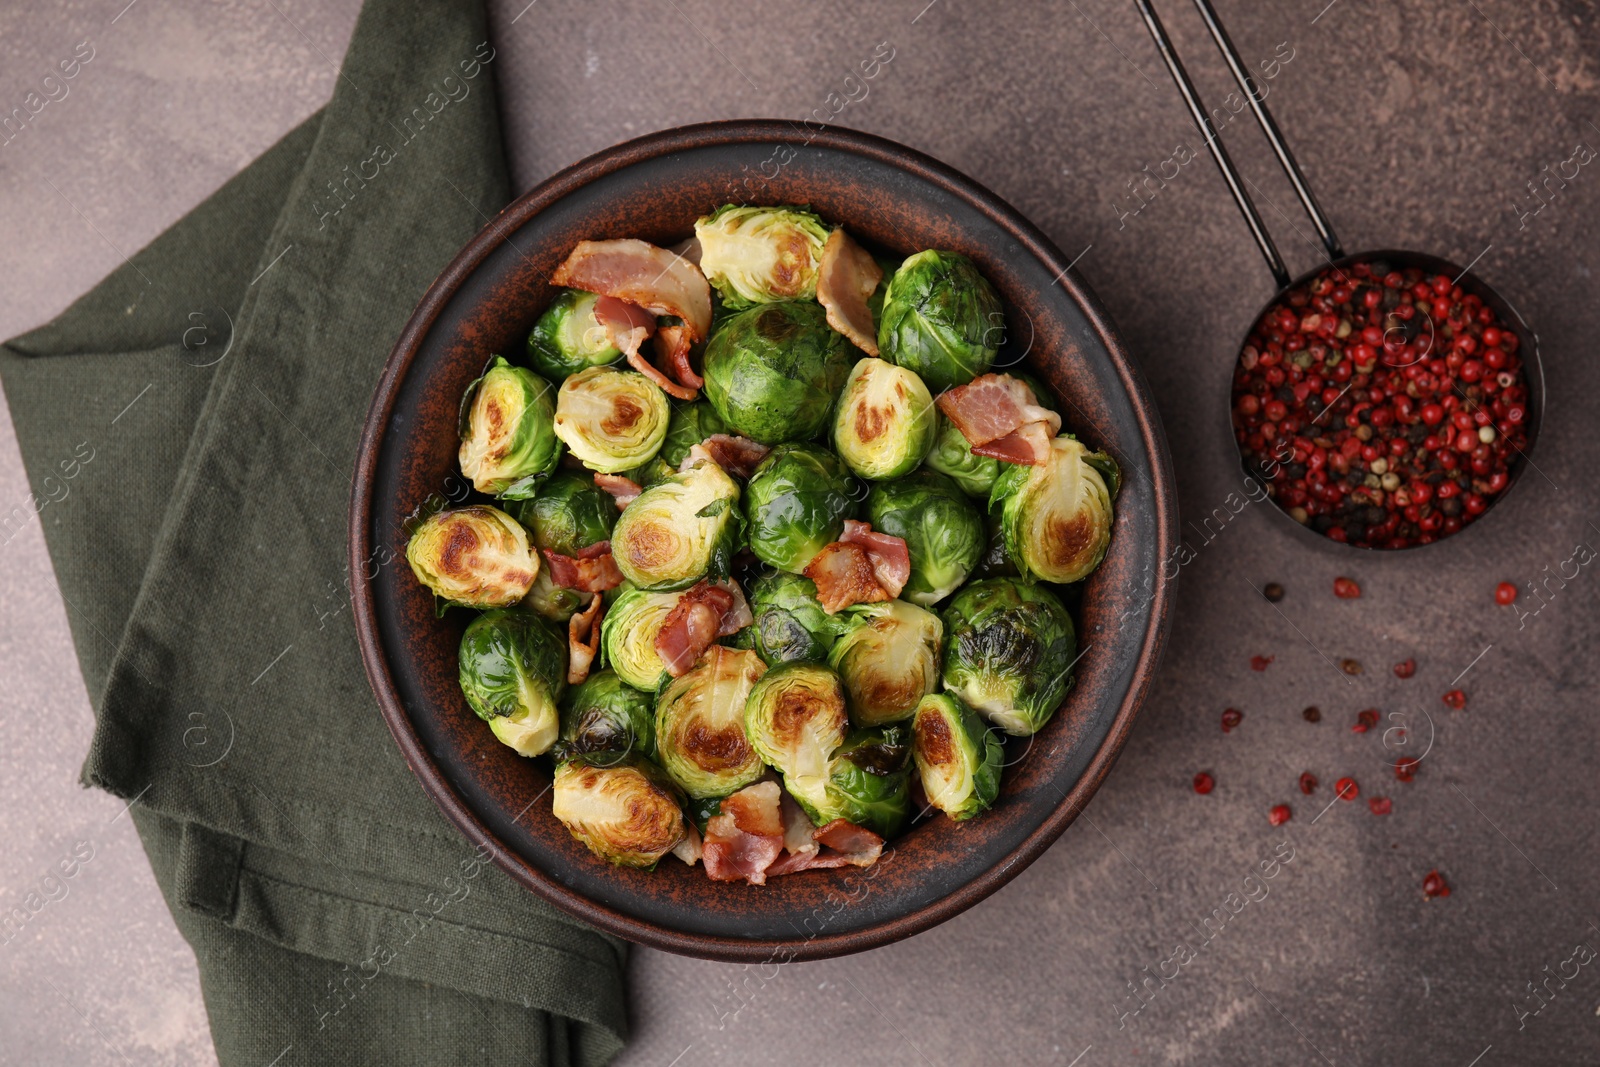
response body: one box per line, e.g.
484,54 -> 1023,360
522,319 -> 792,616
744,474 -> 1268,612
1335,777 -> 1359,801
1333,577 -> 1361,599
1395,757 -> 1420,782
1368,796 -> 1392,816
1393,659 -> 1415,678
1494,581 -> 1517,605
1221,708 -> 1243,732
1268,804 -> 1292,827
1299,772 -> 1317,795
1442,689 -> 1467,710
1353,709 -> 1378,733
1250,654 -> 1274,671
1422,869 -> 1451,899
1193,771 -> 1215,795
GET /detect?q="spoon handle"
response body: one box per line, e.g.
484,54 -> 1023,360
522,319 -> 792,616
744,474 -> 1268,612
1131,0 -> 1290,288
1188,0 -> 1344,260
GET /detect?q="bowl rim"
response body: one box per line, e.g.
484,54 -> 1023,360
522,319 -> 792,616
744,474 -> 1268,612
348,119 -> 1179,961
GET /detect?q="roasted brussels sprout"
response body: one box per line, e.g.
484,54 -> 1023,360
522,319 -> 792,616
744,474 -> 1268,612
877,250 -> 1003,392
406,505 -> 539,608
911,693 -> 1003,821
694,204 -> 832,307
611,459 -> 742,590
457,356 -> 562,499
559,669 -> 655,761
923,410 -> 1001,499
526,289 -> 624,381
941,577 -> 1077,736
601,585 -> 683,691
458,609 -> 569,757
746,572 -> 850,666
989,435 -> 1120,584
828,599 -> 943,726
832,357 -> 937,481
865,470 -> 984,605
810,726 -> 912,837
744,444 -> 859,574
513,471 -> 616,557
551,755 -> 686,868
654,645 -> 768,798
745,662 -> 850,812
973,511 -> 1019,579
553,366 -> 670,474
702,302 -> 855,444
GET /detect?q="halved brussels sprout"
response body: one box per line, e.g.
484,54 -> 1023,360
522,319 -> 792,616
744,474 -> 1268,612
553,366 -> 670,474
941,577 -> 1076,736
877,249 -> 1003,392
747,572 -> 850,666
828,599 -> 943,726
989,435 -> 1120,584
744,444 -> 859,574
745,662 -> 850,813
458,356 -> 562,499
803,726 -> 912,837
702,301 -> 855,444
611,459 -> 742,590
559,669 -> 655,761
694,204 -> 832,307
601,585 -> 683,691
458,609 -> 568,757
911,693 -> 1003,821
522,567 -> 589,623
832,357 -> 937,481
654,645 -> 768,798
551,755 -> 686,868
526,289 -> 625,380
513,471 -> 616,556
865,470 -> 985,606
924,410 -> 1001,499
407,505 -> 538,608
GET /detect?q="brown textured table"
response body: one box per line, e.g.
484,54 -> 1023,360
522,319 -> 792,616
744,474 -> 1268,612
3,1 -> 1599,1064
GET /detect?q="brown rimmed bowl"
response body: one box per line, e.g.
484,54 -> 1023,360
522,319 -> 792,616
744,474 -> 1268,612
349,120 -> 1178,962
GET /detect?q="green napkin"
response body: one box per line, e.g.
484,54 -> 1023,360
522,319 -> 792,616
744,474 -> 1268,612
0,1 -> 628,1064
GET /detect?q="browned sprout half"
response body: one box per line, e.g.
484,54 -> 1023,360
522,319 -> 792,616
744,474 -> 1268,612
551,755 -> 686,868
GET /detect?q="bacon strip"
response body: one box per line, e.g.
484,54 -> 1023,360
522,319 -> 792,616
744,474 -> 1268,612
566,594 -> 604,685
840,520 -> 910,599
593,473 -> 642,510
970,419 -> 1053,466
552,239 -> 713,340
936,373 -> 1062,455
679,434 -> 771,479
779,791 -> 820,857
541,543 -> 625,593
703,782 -> 785,885
654,580 -> 753,677
803,541 -> 891,614
816,228 -> 883,356
765,819 -> 884,876
591,295 -> 656,358
670,821 -> 703,866
654,324 -> 703,391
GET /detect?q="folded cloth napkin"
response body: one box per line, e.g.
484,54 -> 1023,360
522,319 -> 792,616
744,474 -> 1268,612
0,1 -> 628,1063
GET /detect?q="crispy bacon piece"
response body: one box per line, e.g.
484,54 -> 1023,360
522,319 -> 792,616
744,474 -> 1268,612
765,818 -> 884,876
779,790 -> 820,857
654,580 -> 753,677
804,541 -> 890,614
551,238 -> 712,340
970,419 -> 1053,466
816,228 -> 883,356
631,335 -> 699,401
654,324 -> 704,391
593,473 -> 642,510
566,594 -> 604,685
840,520 -> 910,599
541,541 -> 624,593
679,434 -> 771,479
936,373 -> 1062,449
591,295 -> 657,358
703,782 -> 785,884
670,821 -> 703,867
